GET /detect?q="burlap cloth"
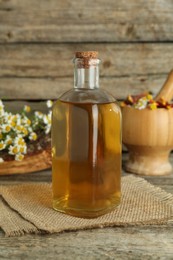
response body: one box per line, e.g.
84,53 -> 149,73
0,175 -> 173,237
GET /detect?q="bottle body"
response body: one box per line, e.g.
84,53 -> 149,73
52,51 -> 121,218
52,89 -> 121,218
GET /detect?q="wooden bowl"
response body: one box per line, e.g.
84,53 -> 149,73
122,106 -> 173,175
0,149 -> 52,175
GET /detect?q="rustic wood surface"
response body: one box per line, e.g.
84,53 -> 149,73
0,0 -> 173,100
1,43 -> 172,77
0,0 -> 173,257
0,76 -> 167,100
0,0 -> 173,43
0,155 -> 173,260
1,43 -> 173,100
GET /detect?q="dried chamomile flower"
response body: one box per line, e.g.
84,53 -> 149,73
46,100 -> 53,108
122,93 -> 173,110
0,100 -> 5,117
15,154 -> 24,161
0,141 -> 6,151
0,99 -> 52,162
23,105 -> 31,113
29,132 -> 38,141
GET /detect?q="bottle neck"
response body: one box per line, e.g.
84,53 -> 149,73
74,58 -> 100,89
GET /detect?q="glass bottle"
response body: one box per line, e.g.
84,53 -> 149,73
52,51 -> 121,218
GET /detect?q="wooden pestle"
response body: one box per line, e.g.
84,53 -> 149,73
155,70 -> 173,102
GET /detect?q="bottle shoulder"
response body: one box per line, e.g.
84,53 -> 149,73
57,88 -> 117,104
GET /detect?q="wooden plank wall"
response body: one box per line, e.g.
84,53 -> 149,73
0,0 -> 173,100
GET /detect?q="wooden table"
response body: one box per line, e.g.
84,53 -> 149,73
0,156 -> 173,260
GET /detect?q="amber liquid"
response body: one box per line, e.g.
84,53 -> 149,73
52,100 -> 121,218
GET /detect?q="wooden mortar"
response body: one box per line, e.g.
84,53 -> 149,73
122,70 -> 173,175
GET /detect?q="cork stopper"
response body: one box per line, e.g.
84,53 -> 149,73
75,51 -> 98,59
75,51 -> 98,68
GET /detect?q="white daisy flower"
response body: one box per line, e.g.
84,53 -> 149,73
9,145 -> 19,155
5,135 -> 13,146
45,125 -> 51,134
22,127 -> 29,136
23,105 -> 31,113
3,113 -> 16,128
3,111 -> 11,120
43,115 -> 48,125
43,112 -> 52,124
0,141 -> 6,151
14,135 -> 26,146
15,125 -> 23,133
1,124 -> 11,133
0,100 -> 5,117
0,100 -> 4,109
29,132 -> 37,141
0,110 -> 5,117
9,120 -> 16,128
15,114 -> 22,126
22,116 -> 31,126
0,100 -> 4,115
15,153 -> 24,161
15,125 -> 28,137
27,127 -> 33,133
35,111 -> 43,119
18,145 -> 27,154
48,110 -> 52,117
46,100 -> 53,108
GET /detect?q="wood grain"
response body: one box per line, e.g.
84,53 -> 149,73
2,100 -> 50,113
0,76 -> 166,100
0,43 -> 172,99
0,0 -> 173,256
0,163 -> 173,259
0,150 -> 51,175
0,226 -> 173,259
155,70 -> 173,102
0,0 -> 173,42
1,43 -> 172,77
122,107 -> 173,175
